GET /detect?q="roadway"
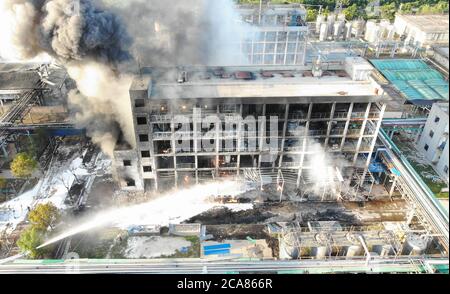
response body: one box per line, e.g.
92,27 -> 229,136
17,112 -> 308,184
0,256 -> 448,274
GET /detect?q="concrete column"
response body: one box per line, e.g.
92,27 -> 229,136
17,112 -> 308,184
297,103 -> 313,188
193,108 -> 200,185
324,102 -> 336,147
361,104 -> 386,186
170,114 -> 178,189
278,104 -> 290,168
389,177 -> 397,197
258,104 -> 267,168
237,104 -> 243,175
353,103 -> 371,165
340,102 -> 354,150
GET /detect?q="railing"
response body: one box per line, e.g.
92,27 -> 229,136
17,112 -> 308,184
333,112 -> 349,119
152,132 -> 172,139
281,162 -> 300,168
284,146 -> 303,151
311,112 -> 331,119
347,129 -> 363,136
330,128 -> 345,135
308,129 -> 327,136
288,113 -> 307,120
176,163 -> 195,169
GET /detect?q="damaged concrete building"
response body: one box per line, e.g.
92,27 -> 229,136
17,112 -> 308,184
114,57 -> 389,195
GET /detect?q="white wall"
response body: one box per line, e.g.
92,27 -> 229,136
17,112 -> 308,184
417,103 -> 449,182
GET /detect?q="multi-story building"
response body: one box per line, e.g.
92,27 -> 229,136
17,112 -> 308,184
235,4 -> 309,65
114,57 -> 388,193
417,103 -> 449,183
393,14 -> 449,48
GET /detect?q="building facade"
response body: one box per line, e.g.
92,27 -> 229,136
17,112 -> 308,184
235,4 -> 309,65
393,14 -> 449,48
114,58 -> 388,192
417,103 -> 449,182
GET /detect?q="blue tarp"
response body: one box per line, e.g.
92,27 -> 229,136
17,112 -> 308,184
203,244 -> 232,256
203,244 -> 231,251
204,249 -> 231,256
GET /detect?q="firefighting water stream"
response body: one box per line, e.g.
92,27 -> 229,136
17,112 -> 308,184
37,180 -> 253,249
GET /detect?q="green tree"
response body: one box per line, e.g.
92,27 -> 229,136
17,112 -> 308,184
381,3 -> 397,20
306,8 -> 318,21
28,203 -> 60,231
0,177 -> 7,189
343,4 -> 359,20
17,227 -> 48,259
10,153 -> 38,178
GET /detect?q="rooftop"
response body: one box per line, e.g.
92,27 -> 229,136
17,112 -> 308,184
135,65 -> 380,100
435,102 -> 449,116
0,62 -> 67,94
396,14 -> 449,34
434,46 -> 449,59
371,59 -> 449,103
0,63 -> 41,92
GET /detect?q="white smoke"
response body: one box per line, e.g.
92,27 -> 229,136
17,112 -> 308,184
67,62 -> 135,156
287,125 -> 349,197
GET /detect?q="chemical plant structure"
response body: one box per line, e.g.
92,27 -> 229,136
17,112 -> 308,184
0,2 -> 448,274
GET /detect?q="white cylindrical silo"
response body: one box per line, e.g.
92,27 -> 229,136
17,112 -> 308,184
401,234 -> 429,256
316,14 -> 326,33
353,20 -> 365,38
346,233 -> 363,257
365,20 -> 376,41
345,22 -> 353,40
314,232 -> 331,259
337,13 -> 346,22
334,21 -> 344,40
280,232 -> 300,259
319,23 -> 329,41
386,24 -> 395,40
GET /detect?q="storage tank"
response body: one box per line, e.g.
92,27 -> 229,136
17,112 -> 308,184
327,13 -> 335,35
374,244 -> 394,257
280,232 -> 300,259
316,14 -> 326,33
346,233 -> 363,257
319,23 -> 329,41
333,21 -> 344,40
401,234 -> 429,256
365,21 -> 381,43
337,13 -> 346,22
344,22 -> 353,40
386,24 -> 395,40
313,232 -> 331,259
353,20 -> 365,38
364,20 -> 376,41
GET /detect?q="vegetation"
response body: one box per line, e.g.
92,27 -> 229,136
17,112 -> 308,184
17,203 -> 60,259
10,153 -> 38,178
236,1 -> 449,21
28,203 -> 61,231
0,177 -> 7,190
163,236 -> 201,258
16,227 -> 49,259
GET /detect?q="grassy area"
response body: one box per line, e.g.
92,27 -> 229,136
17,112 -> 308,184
392,134 -> 449,200
162,236 -> 201,258
70,228 -> 127,259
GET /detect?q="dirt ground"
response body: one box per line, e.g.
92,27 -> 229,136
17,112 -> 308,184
186,200 -> 407,227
